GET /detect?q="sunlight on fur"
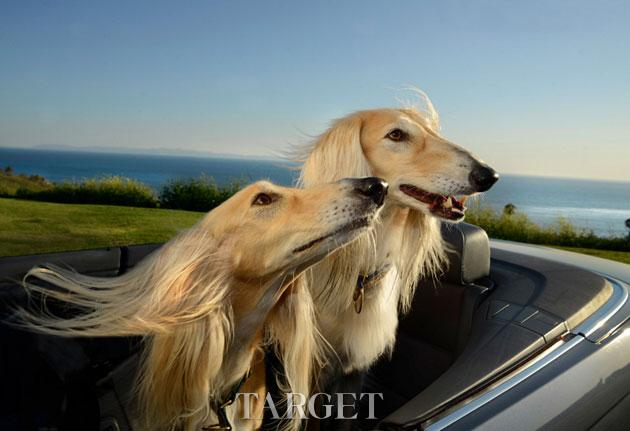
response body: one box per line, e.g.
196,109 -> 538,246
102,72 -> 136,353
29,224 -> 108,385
18,228 -> 235,430
292,90 -> 494,377
16,179 -> 385,431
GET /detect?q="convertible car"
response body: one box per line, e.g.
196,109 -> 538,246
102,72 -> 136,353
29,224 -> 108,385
1,223 -> 628,430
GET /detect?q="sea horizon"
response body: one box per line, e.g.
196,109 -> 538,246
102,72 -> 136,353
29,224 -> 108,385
3,146 -> 630,184
2,146 -> 629,237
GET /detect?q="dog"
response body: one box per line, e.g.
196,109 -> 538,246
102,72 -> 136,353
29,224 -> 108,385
295,96 -> 498,409
16,177 -> 388,431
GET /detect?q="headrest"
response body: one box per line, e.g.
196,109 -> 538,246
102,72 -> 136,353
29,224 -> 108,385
440,222 -> 490,284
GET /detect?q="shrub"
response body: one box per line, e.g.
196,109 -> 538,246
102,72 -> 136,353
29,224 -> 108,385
466,202 -> 630,252
159,175 -> 241,212
28,174 -> 48,184
0,172 -> 52,196
16,176 -> 158,208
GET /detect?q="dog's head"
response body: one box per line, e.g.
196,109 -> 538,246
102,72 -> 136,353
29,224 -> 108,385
202,177 -> 387,279
300,108 -> 498,222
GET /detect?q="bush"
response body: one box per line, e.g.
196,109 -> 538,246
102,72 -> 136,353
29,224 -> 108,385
159,175 -> 241,212
466,202 -> 630,252
16,176 -> 158,208
28,174 -> 48,184
0,172 -> 52,196
9,173 -> 242,211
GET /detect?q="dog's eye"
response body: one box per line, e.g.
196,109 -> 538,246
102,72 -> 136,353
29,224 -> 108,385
386,129 -> 406,142
252,193 -> 274,206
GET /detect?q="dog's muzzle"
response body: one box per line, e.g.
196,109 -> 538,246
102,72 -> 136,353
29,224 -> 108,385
469,163 -> 499,192
351,177 -> 388,206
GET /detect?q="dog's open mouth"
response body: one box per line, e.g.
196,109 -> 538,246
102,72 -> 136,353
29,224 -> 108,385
293,217 -> 370,253
399,184 -> 466,221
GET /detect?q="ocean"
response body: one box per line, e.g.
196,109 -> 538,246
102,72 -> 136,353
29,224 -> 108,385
1,147 -> 629,237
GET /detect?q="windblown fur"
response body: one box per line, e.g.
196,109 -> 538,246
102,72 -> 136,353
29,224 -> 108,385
18,228 -> 235,430
294,94 -> 451,373
18,240 -> 314,431
16,179 -> 385,430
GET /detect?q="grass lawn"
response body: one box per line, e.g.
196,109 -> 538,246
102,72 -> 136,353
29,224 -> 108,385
0,197 -> 203,257
550,245 -> 630,265
1,197 -> 629,265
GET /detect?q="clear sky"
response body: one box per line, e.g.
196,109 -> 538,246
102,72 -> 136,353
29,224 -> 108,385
1,1 -> 629,180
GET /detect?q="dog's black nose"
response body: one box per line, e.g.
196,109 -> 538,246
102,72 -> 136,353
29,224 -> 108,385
353,177 -> 388,206
469,163 -> 499,192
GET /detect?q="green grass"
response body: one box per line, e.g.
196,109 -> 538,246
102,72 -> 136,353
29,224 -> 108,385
550,246 -> 630,264
0,197 -> 203,257
464,203 -> 630,264
1,196 -> 629,265
0,172 -> 51,195
466,202 -> 630,252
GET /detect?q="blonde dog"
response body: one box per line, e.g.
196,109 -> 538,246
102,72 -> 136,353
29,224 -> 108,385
16,178 -> 387,431
296,96 -> 498,387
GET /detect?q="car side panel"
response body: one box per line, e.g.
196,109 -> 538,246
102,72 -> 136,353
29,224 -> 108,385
444,323 -> 630,431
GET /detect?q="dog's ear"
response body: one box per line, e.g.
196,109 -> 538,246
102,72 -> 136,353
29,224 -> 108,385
265,277 -> 322,430
138,310 -> 229,430
298,115 -> 372,186
17,227 -> 232,430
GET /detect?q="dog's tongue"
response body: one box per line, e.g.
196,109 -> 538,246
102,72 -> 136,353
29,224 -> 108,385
399,184 -> 466,220
434,195 -> 465,211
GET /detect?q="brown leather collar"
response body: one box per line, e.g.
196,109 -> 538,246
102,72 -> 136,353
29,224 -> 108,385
353,265 -> 391,314
203,369 -> 251,430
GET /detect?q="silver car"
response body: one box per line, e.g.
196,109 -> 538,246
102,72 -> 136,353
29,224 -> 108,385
0,223 -> 628,430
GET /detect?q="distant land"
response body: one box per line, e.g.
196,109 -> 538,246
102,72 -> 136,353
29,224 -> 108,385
2,144 -> 630,183
23,144 -> 281,161
1,146 -> 629,236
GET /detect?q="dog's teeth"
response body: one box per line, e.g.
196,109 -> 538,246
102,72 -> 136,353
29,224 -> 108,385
444,197 -> 453,208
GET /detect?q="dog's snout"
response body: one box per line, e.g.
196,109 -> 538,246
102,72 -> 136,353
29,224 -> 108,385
469,163 -> 499,192
353,177 -> 388,206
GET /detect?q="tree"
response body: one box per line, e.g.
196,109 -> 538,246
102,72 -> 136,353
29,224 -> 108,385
503,203 -> 516,216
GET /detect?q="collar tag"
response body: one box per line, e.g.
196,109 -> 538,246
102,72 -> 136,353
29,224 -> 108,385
354,265 -> 391,314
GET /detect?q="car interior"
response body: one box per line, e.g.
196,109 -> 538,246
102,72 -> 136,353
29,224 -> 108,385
362,223 -> 612,430
0,223 -> 613,430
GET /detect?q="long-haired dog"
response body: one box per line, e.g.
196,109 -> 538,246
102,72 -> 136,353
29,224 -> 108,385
295,94 -> 498,388
16,177 -> 387,431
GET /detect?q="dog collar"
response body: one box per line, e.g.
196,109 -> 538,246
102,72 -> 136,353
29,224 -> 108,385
203,369 -> 251,430
353,264 -> 392,314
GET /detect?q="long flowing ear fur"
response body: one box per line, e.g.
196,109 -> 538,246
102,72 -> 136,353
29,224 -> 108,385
139,310 -> 232,430
396,210 -> 447,311
296,115 -> 372,187
16,224 -> 233,431
265,276 -> 323,431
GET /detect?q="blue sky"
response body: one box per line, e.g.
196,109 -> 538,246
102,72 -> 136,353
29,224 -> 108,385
1,1 -> 629,180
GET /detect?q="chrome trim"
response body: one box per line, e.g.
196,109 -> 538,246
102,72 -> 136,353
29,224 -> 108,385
572,276 -> 628,339
424,275 -> 629,431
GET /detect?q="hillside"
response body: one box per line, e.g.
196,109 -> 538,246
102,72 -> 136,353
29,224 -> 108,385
0,170 -> 51,195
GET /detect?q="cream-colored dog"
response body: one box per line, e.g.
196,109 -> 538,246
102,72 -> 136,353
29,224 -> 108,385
17,178 -> 387,431
296,96 -> 498,383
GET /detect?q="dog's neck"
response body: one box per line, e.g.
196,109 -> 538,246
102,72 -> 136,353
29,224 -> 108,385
230,274 -> 289,348
352,204 -> 408,306
369,203 -> 410,272
220,273 -> 293,394
313,202 -> 439,373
